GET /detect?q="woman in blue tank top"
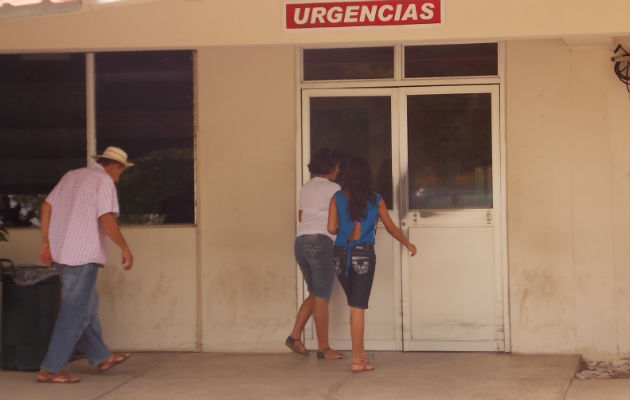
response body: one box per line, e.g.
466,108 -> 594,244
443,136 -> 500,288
327,157 -> 417,373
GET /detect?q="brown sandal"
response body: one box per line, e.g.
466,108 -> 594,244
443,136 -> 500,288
285,336 -> 308,355
351,358 -> 375,373
97,353 -> 131,372
37,369 -> 80,383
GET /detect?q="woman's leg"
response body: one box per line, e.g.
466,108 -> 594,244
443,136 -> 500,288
349,306 -> 365,362
289,294 -> 314,340
313,296 -> 330,350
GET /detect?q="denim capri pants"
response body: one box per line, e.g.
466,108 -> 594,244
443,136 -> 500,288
294,234 -> 335,300
333,243 -> 376,309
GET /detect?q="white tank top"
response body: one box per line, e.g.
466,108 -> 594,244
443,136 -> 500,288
297,177 -> 341,240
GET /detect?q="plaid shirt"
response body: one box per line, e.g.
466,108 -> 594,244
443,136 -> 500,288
46,163 -> 119,266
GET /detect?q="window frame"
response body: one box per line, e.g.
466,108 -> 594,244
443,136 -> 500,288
300,42 -> 501,89
0,50 -> 197,228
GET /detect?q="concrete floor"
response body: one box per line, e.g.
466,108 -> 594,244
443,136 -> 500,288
0,352 -> 628,400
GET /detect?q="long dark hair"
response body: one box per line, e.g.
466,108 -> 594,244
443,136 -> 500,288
342,157 -> 377,221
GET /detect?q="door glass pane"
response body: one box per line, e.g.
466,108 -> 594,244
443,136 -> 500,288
407,93 -> 492,209
309,96 -> 393,208
303,47 -> 394,81
404,43 -> 497,78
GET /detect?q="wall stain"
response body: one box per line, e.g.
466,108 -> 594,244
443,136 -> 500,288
519,288 -> 529,326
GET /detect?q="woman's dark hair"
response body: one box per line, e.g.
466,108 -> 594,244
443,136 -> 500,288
308,148 -> 340,175
342,157 -> 377,221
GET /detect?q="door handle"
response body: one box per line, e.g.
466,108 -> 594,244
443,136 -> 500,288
486,210 -> 493,224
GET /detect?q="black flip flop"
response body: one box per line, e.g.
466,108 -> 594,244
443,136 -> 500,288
316,347 -> 347,360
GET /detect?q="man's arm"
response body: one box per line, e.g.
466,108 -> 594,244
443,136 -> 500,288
99,212 -> 134,270
39,201 -> 53,266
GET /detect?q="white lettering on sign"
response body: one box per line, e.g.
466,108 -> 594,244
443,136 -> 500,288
285,1 -> 442,29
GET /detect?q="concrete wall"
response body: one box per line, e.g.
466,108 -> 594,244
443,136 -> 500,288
0,0 -> 627,51
506,39 -> 630,361
196,46 -> 298,351
0,227 -> 198,351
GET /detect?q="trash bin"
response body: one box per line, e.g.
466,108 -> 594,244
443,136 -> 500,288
1,259 -> 60,371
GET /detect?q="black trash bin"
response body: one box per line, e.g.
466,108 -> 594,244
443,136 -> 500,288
1,259 -> 60,371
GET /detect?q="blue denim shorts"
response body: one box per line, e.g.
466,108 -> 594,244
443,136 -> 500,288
294,234 -> 335,300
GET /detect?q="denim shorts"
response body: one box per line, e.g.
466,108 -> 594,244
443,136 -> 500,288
333,243 -> 376,309
294,234 -> 335,300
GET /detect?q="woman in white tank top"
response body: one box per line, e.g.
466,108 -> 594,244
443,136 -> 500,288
285,149 -> 347,360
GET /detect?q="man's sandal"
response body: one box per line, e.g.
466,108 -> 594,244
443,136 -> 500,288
285,336 -> 309,355
316,347 -> 347,360
351,357 -> 375,373
36,370 -> 80,383
97,353 -> 131,372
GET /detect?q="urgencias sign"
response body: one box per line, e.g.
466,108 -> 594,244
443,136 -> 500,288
285,0 -> 442,29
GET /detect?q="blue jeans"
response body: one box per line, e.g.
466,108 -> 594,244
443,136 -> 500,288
40,263 -> 111,373
294,234 -> 335,299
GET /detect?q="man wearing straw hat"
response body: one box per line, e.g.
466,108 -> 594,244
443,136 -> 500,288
36,146 -> 135,383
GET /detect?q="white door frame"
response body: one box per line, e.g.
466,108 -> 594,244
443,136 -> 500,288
295,63 -> 510,353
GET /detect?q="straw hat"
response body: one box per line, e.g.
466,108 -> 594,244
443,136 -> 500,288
92,146 -> 134,167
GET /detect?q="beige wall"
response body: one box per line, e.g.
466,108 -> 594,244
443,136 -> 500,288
506,39 -> 630,361
196,46 -> 298,351
0,227 -> 197,351
0,0 -> 627,51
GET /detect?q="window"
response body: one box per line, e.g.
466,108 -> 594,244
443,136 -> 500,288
309,96 -> 393,207
303,47 -> 394,81
0,53 -> 86,227
407,93 -> 493,209
404,43 -> 498,78
95,51 -> 194,224
0,51 -> 195,227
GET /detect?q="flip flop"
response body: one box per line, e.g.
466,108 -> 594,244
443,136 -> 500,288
285,336 -> 309,355
316,347 -> 347,360
97,353 -> 131,372
36,370 -> 80,383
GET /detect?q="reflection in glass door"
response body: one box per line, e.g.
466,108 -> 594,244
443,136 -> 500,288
407,93 -> 492,210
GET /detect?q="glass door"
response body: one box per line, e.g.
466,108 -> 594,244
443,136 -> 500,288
400,85 -> 504,351
301,88 -> 403,351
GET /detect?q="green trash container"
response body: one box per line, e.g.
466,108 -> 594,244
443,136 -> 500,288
1,259 -> 61,371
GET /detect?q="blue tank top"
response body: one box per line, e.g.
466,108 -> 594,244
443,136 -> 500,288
333,190 -> 381,275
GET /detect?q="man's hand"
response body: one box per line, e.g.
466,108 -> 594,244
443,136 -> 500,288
99,213 -> 133,271
39,242 -> 52,267
121,247 -> 134,271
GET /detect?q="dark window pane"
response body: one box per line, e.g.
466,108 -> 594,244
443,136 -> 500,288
95,50 -> 195,225
407,93 -> 492,209
304,47 -> 394,81
310,96 -> 393,208
405,43 -> 498,78
0,53 -> 86,227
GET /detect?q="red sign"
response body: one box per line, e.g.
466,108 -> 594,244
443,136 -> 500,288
285,0 -> 442,29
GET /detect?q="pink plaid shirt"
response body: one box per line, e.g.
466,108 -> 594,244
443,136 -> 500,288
46,163 -> 119,266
